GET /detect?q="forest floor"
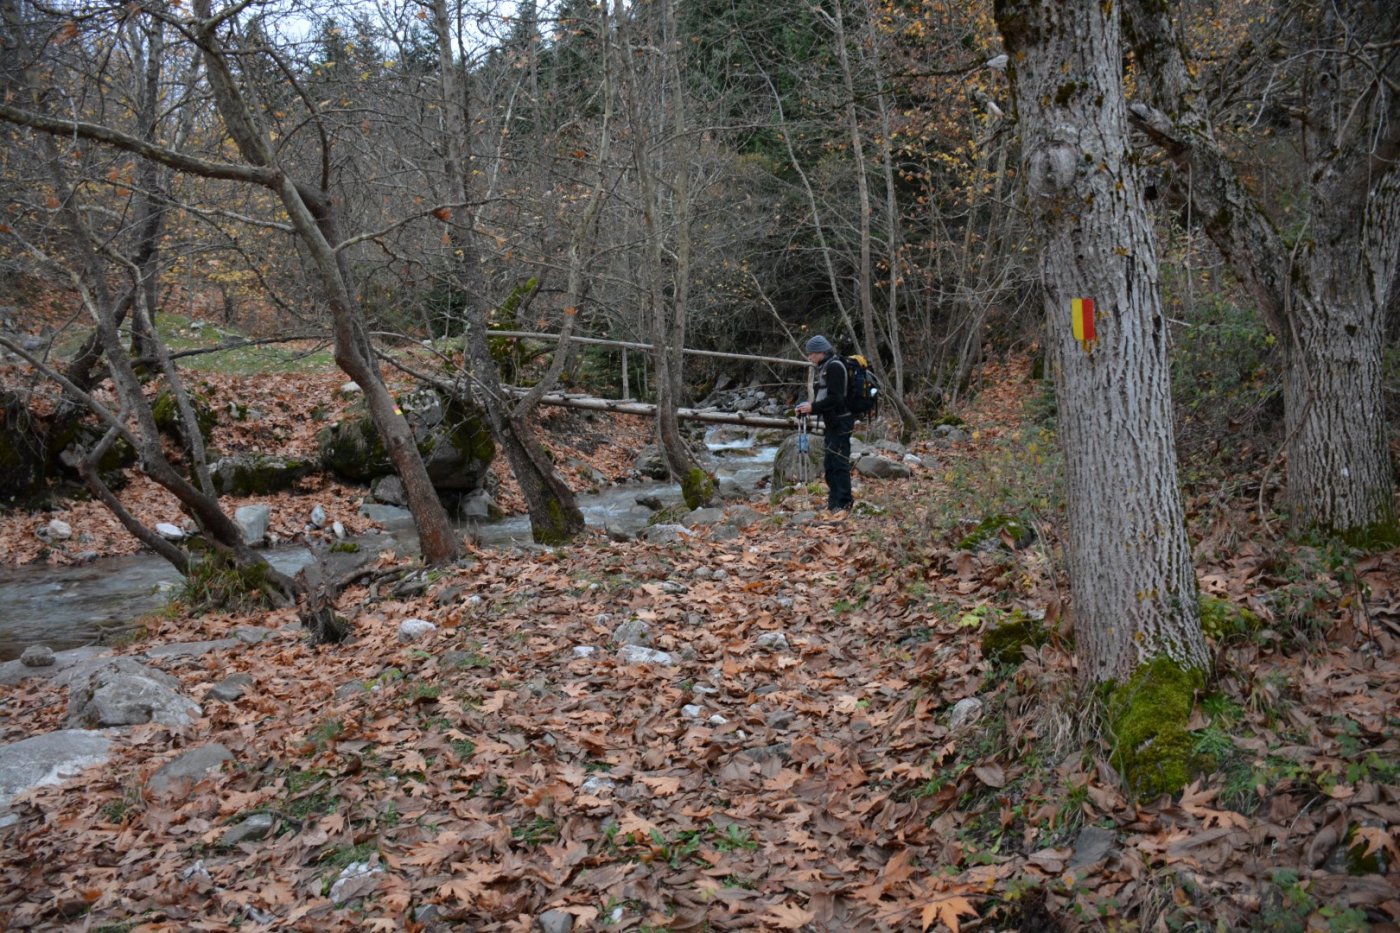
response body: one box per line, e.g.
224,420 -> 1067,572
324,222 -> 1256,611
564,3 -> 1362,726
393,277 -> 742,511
0,356 -> 1397,932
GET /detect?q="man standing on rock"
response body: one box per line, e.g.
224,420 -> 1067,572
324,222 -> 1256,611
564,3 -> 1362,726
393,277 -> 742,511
794,335 -> 853,514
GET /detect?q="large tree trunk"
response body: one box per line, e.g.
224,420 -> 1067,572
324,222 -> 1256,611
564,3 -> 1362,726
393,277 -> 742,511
994,0 -> 1208,682
1124,0 -> 1399,539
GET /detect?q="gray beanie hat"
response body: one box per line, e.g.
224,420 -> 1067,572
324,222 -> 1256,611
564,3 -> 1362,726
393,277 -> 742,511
804,334 -> 834,355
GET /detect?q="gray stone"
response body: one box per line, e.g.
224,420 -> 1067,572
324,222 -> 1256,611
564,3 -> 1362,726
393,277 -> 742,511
571,646 -> 597,660
397,619 -> 437,643
146,744 -> 234,798
309,504 -> 327,529
771,434 -> 823,488
766,710 -> 796,729
710,525 -> 741,543
854,455 -> 913,480
371,474 -> 407,506
948,697 -> 985,730
360,503 -> 415,525
634,445 -> 670,480
0,731 -> 114,824
681,704 -> 703,719
1068,826 -> 1117,869
635,494 -> 666,511
64,658 -> 201,728
0,646 -> 111,687
611,618 -> 652,647
155,522 -> 185,541
211,455 -> 315,496
617,645 -> 675,666
329,861 -> 383,905
20,645 -> 55,667
234,505 -> 271,546
686,507 -> 726,526
339,381 -> 362,396
538,909 -> 575,933
142,638 -> 239,660
218,811 -> 276,847
45,519 -> 73,540
641,524 -> 692,544
208,674 -> 254,703
755,632 -> 790,651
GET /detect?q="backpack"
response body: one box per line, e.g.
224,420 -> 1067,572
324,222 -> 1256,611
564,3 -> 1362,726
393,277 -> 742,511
842,354 -> 880,419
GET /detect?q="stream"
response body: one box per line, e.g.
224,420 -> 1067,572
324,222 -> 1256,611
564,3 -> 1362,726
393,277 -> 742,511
0,429 -> 778,661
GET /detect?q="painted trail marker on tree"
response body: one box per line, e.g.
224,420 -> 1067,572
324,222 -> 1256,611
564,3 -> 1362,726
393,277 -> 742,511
1072,297 -> 1097,352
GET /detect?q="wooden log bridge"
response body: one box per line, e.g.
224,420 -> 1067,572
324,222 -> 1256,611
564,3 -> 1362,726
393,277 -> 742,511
504,388 -> 818,431
494,329 -> 818,430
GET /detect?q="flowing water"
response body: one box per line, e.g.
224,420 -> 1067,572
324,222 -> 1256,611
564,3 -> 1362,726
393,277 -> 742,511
0,429 -> 779,661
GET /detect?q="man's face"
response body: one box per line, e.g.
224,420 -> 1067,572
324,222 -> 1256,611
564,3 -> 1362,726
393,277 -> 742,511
806,350 -> 825,365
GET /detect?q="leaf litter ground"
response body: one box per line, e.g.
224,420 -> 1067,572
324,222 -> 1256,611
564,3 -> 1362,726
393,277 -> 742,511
0,359 -> 1397,931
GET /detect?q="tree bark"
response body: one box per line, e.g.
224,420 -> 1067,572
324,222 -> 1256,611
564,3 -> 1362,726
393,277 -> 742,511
1124,0 -> 1399,538
427,0 -> 585,545
994,0 -> 1208,682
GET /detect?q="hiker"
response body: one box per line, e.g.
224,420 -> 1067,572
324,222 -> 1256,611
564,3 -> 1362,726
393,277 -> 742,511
794,334 -> 854,513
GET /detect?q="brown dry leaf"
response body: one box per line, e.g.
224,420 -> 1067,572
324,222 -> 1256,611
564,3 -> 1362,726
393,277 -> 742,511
921,895 -> 978,932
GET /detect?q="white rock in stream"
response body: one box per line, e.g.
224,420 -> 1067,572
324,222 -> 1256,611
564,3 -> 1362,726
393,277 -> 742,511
155,523 -> 185,541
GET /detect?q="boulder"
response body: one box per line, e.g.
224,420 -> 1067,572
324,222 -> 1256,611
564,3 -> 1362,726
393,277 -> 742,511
633,444 -> 670,480
211,454 -> 315,496
146,744 -> 234,799
371,474 -> 407,505
855,455 -> 913,480
62,658 -> 201,729
771,433 -> 823,488
318,389 -> 494,490
234,505 -> 271,547
0,730 -> 114,826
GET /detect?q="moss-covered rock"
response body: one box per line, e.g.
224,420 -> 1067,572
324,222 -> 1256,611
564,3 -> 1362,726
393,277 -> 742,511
210,454 -> 316,496
0,391 -> 49,502
1199,594 -> 1261,641
770,433 -> 822,495
151,389 -> 217,448
316,389 -> 494,490
980,612 -> 1049,665
1107,657 -> 1206,800
681,466 -> 716,510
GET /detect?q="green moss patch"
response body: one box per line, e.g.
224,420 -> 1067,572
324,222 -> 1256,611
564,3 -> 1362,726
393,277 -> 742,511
958,513 -> 1033,551
1199,594 -> 1261,641
681,466 -> 716,510
1107,657 -> 1206,800
980,613 -> 1049,665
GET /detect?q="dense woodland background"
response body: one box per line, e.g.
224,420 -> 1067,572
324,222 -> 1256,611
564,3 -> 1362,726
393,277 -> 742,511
0,0 -> 1399,928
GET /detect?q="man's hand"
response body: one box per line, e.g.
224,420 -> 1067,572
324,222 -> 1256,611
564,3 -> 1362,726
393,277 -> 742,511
795,402 -> 811,416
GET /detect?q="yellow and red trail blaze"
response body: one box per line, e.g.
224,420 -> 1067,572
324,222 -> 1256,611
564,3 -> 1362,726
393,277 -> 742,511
1072,297 -> 1096,351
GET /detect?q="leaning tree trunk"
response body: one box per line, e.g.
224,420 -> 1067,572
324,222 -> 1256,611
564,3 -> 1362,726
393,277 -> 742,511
190,0 -> 461,564
994,0 -> 1208,683
427,0 -> 585,545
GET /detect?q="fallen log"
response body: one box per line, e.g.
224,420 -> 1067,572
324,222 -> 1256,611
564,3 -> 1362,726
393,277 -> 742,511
503,389 -> 820,431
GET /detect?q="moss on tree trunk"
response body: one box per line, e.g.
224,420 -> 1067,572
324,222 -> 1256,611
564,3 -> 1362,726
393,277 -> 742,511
1107,657 -> 1206,799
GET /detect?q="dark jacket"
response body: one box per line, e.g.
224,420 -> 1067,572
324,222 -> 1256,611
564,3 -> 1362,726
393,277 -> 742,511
810,354 -> 849,421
